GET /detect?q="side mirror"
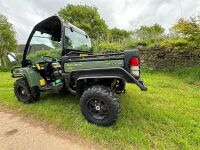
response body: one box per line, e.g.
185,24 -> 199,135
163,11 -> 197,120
7,52 -> 17,64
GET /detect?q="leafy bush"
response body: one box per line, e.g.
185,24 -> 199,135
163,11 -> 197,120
121,39 -> 137,49
160,38 -> 189,50
93,41 -> 123,53
93,39 -> 138,54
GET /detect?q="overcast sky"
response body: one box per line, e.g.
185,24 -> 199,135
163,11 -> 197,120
0,0 -> 199,44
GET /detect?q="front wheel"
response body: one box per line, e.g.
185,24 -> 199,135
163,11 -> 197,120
80,85 -> 120,126
14,78 -> 40,104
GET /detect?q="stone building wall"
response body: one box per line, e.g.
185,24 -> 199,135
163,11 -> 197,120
140,47 -> 200,70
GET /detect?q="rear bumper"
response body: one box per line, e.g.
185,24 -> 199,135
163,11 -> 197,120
121,68 -> 147,91
135,78 -> 147,91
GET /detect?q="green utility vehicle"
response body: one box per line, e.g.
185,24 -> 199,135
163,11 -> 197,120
7,16 -> 147,126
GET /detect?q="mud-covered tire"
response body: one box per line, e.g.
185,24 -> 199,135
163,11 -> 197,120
14,78 -> 40,104
80,85 -> 120,126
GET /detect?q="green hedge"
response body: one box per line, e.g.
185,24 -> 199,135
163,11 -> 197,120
0,66 -> 11,72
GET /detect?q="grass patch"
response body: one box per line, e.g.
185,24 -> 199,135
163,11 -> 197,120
170,65 -> 200,84
0,69 -> 199,149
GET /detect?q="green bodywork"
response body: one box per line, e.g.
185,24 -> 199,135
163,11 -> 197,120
64,60 -> 124,72
13,60 -> 124,88
15,67 -> 42,88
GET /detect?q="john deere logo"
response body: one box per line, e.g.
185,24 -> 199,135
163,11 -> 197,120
67,63 -> 82,67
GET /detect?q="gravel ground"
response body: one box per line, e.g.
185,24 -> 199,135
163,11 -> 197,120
0,109 -> 102,150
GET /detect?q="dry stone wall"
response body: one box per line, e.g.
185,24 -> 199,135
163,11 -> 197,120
140,47 -> 200,70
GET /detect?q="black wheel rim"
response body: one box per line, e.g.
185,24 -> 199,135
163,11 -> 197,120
87,98 -> 109,120
17,86 -> 28,100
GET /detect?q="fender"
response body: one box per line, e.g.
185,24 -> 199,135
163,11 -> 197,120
11,67 -> 41,88
72,67 -> 147,91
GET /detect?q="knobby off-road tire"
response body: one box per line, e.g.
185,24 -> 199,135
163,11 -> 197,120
80,85 -> 120,126
14,78 -> 40,104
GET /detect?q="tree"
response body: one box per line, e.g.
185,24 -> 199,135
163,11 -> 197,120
0,14 -> 17,66
171,16 -> 200,48
58,4 -> 108,40
133,24 -> 165,41
109,28 -> 132,42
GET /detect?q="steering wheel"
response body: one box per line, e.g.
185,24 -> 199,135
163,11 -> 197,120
41,55 -> 56,62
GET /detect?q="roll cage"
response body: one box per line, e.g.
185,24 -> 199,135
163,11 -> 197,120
22,15 -> 92,67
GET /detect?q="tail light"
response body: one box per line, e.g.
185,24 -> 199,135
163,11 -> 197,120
129,57 -> 140,76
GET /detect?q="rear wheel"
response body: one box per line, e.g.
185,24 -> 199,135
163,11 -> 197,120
14,78 -> 40,104
80,85 -> 120,126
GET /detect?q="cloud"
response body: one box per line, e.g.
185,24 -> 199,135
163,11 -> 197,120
0,0 -> 199,44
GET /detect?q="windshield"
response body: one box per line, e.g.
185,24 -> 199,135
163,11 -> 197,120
65,27 -> 92,51
26,31 -> 61,64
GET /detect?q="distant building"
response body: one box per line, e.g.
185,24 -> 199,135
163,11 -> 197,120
17,44 -> 52,53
